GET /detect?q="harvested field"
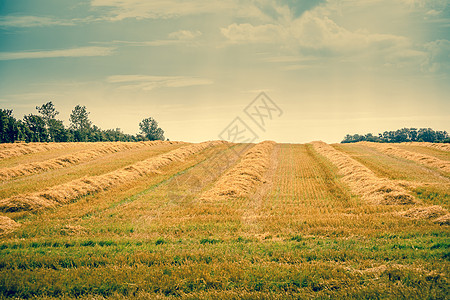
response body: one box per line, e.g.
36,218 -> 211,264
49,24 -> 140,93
0,141 -> 225,213
200,141 -> 276,200
400,205 -> 448,221
0,142 -> 86,160
311,141 -> 416,205
0,141 -> 178,180
0,216 -> 19,236
405,142 -> 450,152
362,142 -> 450,173
0,141 -> 448,299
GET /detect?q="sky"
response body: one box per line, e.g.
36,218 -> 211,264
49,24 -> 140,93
0,0 -> 449,143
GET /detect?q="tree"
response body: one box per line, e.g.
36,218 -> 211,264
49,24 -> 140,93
0,109 -> 20,143
48,119 -> 68,142
23,114 -> 47,142
341,128 -> 449,144
69,105 -> 91,141
139,117 -> 165,141
36,101 -> 62,141
36,101 -> 59,123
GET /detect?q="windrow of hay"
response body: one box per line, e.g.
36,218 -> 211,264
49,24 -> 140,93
0,216 -> 19,236
0,141 -> 178,180
433,214 -> 450,225
404,142 -> 450,152
311,141 -> 416,205
361,142 -> 450,173
60,225 -> 89,236
0,142 -> 92,160
0,141 -> 226,213
399,206 -> 450,225
199,141 -> 276,201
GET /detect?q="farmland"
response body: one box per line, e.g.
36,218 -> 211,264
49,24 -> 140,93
0,141 -> 448,299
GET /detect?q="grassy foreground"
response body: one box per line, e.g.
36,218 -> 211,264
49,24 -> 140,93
0,142 -> 448,299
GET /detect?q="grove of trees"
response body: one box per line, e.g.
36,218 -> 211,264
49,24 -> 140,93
0,102 -> 165,143
342,128 -> 449,143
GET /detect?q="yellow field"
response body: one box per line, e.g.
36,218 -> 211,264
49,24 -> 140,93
0,141 -> 448,299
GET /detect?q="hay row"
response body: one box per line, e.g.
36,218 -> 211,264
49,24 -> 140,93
0,216 -> 19,236
361,142 -> 450,173
399,205 -> 450,225
0,142 -> 94,160
199,141 -> 276,200
311,141 -> 415,205
0,141 -> 178,180
0,141 -> 226,213
403,142 -> 450,152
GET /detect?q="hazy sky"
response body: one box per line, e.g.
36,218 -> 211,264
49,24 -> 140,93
0,0 -> 449,143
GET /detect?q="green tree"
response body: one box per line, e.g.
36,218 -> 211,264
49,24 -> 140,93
36,101 -> 62,141
23,114 -> 47,142
139,117 -> 165,141
0,109 -> 20,143
36,101 -> 59,123
48,119 -> 68,142
69,105 -> 92,142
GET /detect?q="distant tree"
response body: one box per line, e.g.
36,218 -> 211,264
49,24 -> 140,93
0,109 -> 20,143
417,128 -> 435,143
69,105 -> 92,142
36,101 -> 59,123
139,117 -> 165,141
23,114 -> 47,142
342,128 -> 449,144
36,101 -> 62,141
48,119 -> 68,142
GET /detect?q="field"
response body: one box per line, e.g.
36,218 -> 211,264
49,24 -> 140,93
0,141 -> 449,299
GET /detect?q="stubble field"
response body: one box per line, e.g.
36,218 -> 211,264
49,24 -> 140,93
0,140 -> 448,299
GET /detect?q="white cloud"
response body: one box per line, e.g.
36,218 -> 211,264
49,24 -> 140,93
0,47 -> 115,60
421,39 -> 450,72
97,30 -> 203,47
106,75 -> 213,90
221,11 -> 409,55
0,15 -> 74,27
168,30 -> 202,40
221,23 -> 285,44
90,0 -> 234,20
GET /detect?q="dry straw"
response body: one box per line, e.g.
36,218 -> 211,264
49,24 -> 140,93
0,142 -> 86,160
404,142 -> 450,152
0,215 -> 19,236
433,214 -> 450,225
0,141 -> 178,180
200,141 -> 276,201
400,205 -> 447,219
311,141 -> 416,205
0,141 -> 226,213
361,142 -> 450,173
400,205 -> 450,225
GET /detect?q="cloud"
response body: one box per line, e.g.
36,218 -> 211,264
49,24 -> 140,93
0,47 -> 115,60
90,0 -> 234,20
221,11 -> 408,55
0,15 -> 74,28
168,30 -> 202,40
421,39 -> 450,72
96,30 -> 203,47
106,75 -> 213,90
221,23 -> 285,44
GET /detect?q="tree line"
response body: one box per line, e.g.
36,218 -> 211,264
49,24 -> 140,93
341,128 -> 449,144
0,102 -> 165,143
